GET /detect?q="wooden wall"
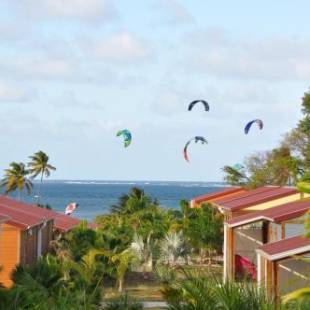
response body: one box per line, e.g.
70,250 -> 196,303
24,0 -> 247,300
41,220 -> 53,255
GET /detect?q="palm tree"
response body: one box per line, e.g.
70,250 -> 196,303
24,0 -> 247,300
0,162 -> 32,199
103,248 -> 136,292
28,151 -> 56,202
159,231 -> 188,267
130,233 -> 157,274
10,254 -> 100,309
110,187 -> 155,215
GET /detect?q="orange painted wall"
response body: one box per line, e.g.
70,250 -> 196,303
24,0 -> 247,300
0,223 -> 20,287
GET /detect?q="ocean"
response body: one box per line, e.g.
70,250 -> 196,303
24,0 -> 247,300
15,180 -> 227,221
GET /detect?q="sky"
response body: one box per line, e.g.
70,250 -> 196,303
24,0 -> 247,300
0,0 -> 309,182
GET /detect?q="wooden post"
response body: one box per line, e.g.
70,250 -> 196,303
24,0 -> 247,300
281,223 -> 285,240
262,221 -> 269,244
272,261 -> 279,303
223,224 -> 235,282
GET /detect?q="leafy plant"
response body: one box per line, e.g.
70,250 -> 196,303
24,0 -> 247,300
103,294 -> 144,310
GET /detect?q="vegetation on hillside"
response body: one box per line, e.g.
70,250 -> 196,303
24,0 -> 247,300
223,89 -> 310,188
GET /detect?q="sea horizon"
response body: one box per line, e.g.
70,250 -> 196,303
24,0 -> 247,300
11,180 -> 227,221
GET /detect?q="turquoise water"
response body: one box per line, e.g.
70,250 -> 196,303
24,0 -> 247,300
14,180 -> 226,221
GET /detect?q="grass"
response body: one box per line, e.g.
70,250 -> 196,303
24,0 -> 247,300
103,264 -> 223,302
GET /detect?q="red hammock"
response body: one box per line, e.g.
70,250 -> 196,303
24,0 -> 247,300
235,254 -> 257,280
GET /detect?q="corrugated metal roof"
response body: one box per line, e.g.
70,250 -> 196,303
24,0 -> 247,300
0,204 -> 47,229
0,195 -> 89,232
214,186 -> 298,211
0,213 -> 10,223
191,187 -> 244,205
256,236 -> 310,261
226,199 -> 310,227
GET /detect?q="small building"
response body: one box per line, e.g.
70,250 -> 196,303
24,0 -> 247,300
0,195 -> 95,287
223,199 -> 310,283
0,203 -> 54,287
256,236 -> 310,300
190,187 -> 246,208
213,186 -> 300,220
0,195 -> 91,234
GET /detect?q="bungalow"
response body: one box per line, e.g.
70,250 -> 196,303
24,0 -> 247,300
213,186 -> 301,220
190,187 -> 246,208
256,236 -> 310,300
223,199 -> 310,283
0,195 -> 95,287
0,204 -> 54,287
0,195 -> 91,234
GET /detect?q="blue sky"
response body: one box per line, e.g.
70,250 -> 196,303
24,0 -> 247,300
0,0 -> 309,181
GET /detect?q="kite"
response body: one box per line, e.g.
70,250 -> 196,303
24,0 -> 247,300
244,119 -> 263,134
117,129 -> 132,147
183,136 -> 208,162
65,202 -> 78,216
188,100 -> 209,112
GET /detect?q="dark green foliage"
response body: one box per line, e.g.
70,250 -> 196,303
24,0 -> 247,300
104,294 -> 144,310
64,221 -> 98,260
110,187 -> 158,215
183,202 -> 223,258
7,254 -> 100,309
162,269 -> 276,310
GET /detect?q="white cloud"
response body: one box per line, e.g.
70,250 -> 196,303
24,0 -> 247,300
0,57 -> 76,80
14,0 -> 115,21
94,32 -> 150,63
185,30 -> 310,81
0,80 -> 34,102
155,0 -> 194,24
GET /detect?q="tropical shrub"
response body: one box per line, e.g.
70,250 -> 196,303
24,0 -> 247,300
103,294 -> 144,310
162,269 -> 276,310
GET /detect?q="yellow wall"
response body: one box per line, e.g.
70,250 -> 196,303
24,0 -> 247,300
245,193 -> 302,211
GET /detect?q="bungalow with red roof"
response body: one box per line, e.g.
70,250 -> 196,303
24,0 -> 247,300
0,195 -> 92,234
223,199 -> 310,283
0,195 -> 95,287
213,186 -> 301,220
256,236 -> 310,300
0,203 -> 54,287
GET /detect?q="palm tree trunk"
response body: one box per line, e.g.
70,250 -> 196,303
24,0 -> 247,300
37,172 -> 44,204
118,277 -> 124,292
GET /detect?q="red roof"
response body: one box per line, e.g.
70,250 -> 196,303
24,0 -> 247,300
0,195 -> 92,232
0,197 -> 54,229
191,187 -> 244,205
0,214 -> 10,223
256,236 -> 310,261
226,199 -> 310,228
214,186 -> 298,211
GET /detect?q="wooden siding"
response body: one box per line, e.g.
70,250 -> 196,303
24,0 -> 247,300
41,221 -> 53,255
20,226 -> 39,266
0,223 -> 20,287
